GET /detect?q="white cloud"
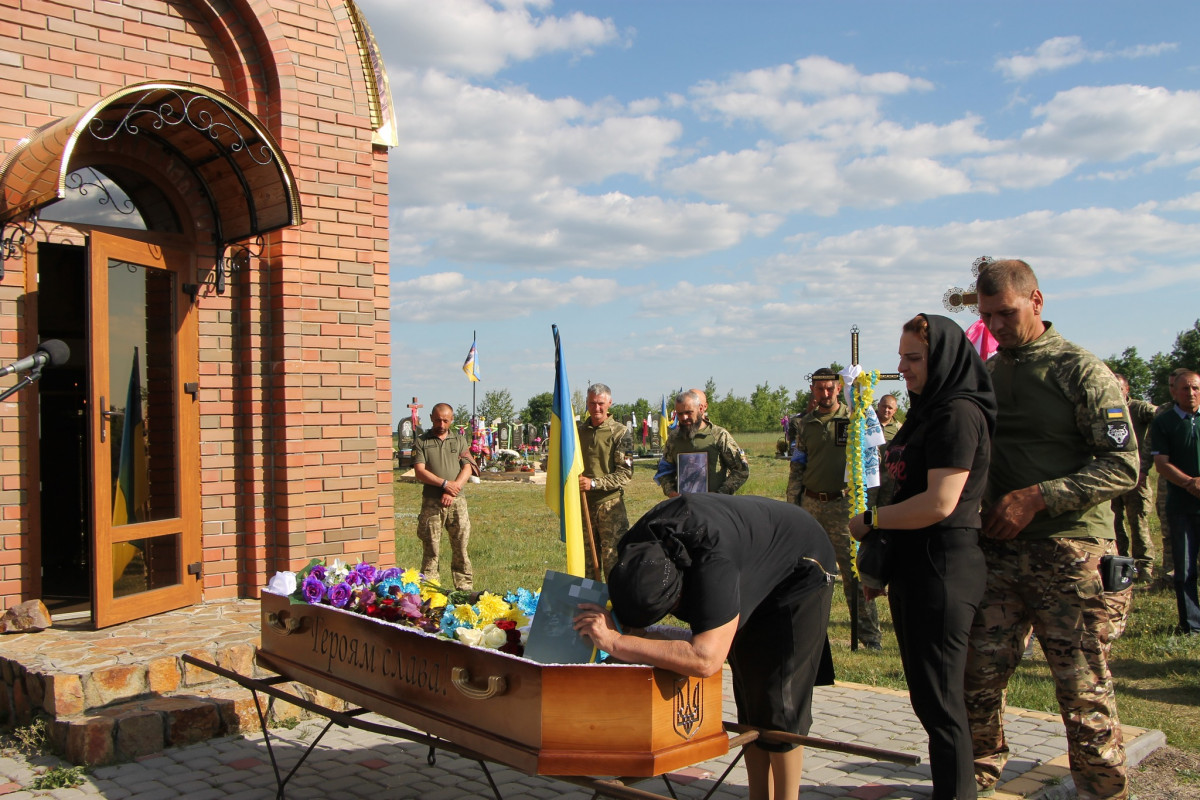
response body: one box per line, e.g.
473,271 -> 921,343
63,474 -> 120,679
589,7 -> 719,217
961,153 -> 1080,190
388,70 -> 682,207
393,190 -> 774,267
1021,85 -> 1200,164
664,142 -> 973,215
356,0 -> 621,77
996,36 -> 1178,81
390,271 -> 630,322
1161,193 -> 1200,212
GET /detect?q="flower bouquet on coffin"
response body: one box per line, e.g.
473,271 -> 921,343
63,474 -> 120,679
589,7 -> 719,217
266,559 -> 539,657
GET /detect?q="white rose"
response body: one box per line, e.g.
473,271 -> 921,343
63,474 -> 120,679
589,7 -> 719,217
482,624 -> 509,649
266,572 -> 297,595
456,627 -> 484,647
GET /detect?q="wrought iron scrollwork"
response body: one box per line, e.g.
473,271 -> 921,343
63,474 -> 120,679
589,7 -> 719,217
0,211 -> 43,274
212,235 -> 264,294
64,167 -> 136,216
87,87 -> 274,167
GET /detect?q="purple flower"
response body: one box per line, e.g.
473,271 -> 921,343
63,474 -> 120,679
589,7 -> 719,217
377,567 -> 401,582
399,593 -> 423,619
302,575 -> 326,603
310,565 -> 327,582
328,582 -> 353,608
344,571 -> 364,587
354,562 -> 378,584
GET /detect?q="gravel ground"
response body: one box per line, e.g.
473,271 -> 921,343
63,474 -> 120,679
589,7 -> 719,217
1129,745 -> 1200,799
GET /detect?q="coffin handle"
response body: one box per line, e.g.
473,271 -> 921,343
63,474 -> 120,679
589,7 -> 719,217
265,611 -> 304,635
451,667 -> 507,700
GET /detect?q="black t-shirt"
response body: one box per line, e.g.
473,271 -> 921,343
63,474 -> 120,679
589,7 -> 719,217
883,398 -> 990,530
644,494 -> 837,634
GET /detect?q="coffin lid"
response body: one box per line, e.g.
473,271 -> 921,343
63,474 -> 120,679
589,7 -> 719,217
0,81 -> 302,241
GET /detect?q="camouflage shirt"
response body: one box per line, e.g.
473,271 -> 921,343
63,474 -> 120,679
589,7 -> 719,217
658,421 -> 749,496
786,403 -> 851,503
577,415 -> 633,503
986,322 -> 1137,539
1126,398 -> 1157,478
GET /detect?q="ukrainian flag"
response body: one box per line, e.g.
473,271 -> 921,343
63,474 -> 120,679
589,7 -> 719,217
659,394 -> 670,442
112,348 -> 146,526
111,348 -> 147,583
544,325 -> 586,577
462,339 -> 480,382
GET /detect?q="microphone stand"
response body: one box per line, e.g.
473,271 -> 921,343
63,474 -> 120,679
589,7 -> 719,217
0,365 -> 44,402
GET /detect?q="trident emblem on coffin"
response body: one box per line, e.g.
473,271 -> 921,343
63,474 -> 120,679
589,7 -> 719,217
673,677 -> 704,740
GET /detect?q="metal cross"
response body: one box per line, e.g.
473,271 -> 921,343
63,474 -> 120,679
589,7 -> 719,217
943,255 -> 994,314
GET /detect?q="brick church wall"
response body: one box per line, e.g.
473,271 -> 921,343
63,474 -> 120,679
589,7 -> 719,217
0,0 -> 394,607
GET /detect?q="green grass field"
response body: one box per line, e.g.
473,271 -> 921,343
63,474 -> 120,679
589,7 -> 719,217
393,431 -> 1200,752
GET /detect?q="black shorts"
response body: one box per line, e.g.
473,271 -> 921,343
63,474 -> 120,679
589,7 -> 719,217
726,574 -> 835,752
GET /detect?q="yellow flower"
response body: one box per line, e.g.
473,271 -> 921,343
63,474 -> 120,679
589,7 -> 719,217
453,604 -> 479,626
475,592 -> 510,625
428,593 -> 448,609
401,567 -> 421,586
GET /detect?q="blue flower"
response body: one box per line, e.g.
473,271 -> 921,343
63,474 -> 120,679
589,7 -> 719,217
374,576 -> 406,597
504,587 -> 539,617
440,604 -> 463,636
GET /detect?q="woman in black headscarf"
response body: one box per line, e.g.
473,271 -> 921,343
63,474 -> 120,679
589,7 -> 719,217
849,313 -> 996,800
574,493 -> 836,800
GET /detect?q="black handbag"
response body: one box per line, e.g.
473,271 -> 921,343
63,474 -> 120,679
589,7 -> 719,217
855,530 -> 893,590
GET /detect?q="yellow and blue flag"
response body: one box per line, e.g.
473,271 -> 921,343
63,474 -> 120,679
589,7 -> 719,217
112,348 -> 147,526
544,325 -> 586,577
462,339 -> 480,382
658,394 -> 670,442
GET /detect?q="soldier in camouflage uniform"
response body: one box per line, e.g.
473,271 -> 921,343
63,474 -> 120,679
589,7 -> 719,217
578,383 -> 634,577
967,260 -> 1137,800
413,403 -> 480,591
1110,373 -> 1157,582
656,390 -> 748,497
787,368 -> 882,650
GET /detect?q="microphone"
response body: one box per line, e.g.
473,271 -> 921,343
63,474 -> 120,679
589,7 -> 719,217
0,339 -> 70,377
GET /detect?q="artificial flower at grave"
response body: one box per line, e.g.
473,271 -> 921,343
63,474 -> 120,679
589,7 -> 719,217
267,559 -> 538,657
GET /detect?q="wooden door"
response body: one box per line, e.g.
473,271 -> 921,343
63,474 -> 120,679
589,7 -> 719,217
87,231 -> 200,627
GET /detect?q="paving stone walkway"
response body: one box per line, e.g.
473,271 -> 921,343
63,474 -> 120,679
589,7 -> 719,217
0,676 -> 1163,799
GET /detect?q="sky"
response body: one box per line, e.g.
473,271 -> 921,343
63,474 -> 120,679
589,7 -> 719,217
356,0 -> 1200,426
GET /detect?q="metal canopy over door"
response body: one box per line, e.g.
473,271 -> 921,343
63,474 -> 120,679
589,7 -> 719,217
87,230 -> 199,628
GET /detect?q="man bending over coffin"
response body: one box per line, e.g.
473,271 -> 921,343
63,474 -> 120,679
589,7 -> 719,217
573,493 -> 837,800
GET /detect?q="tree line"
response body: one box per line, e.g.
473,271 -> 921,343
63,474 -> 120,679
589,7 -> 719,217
1103,319 -> 1200,403
441,319 -> 1200,434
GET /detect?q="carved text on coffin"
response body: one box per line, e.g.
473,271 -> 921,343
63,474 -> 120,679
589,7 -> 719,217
309,612 -> 449,697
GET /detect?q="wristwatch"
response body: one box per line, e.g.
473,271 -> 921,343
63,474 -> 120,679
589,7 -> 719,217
863,508 -> 878,529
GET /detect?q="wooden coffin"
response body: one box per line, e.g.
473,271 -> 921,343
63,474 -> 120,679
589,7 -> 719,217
257,592 -> 728,777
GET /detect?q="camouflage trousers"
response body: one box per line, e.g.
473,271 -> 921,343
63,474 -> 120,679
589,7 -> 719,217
801,494 -> 881,646
965,537 -> 1132,800
584,492 -> 629,579
1111,480 -> 1155,580
1157,475 -> 1174,578
417,495 -> 472,591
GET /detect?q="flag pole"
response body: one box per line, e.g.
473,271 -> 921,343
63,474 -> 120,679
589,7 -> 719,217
579,492 -> 603,582
471,329 -> 477,420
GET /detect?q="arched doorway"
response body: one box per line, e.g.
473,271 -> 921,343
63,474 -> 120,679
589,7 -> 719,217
0,82 -> 301,627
